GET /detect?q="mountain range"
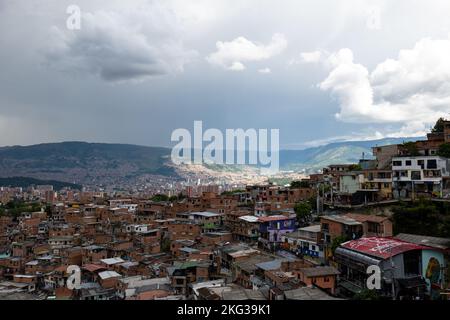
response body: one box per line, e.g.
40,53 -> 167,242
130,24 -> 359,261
0,137 -> 423,186
0,142 -> 176,187
279,137 -> 422,172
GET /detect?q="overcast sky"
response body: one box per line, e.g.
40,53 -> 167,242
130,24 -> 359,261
2,0 -> 450,149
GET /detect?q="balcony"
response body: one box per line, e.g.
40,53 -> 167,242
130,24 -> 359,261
392,176 -> 410,182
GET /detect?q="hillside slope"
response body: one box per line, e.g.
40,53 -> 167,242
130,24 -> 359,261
0,142 -> 175,185
0,137 -> 424,186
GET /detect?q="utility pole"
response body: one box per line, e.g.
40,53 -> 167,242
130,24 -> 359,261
330,180 -> 334,207
321,183 -> 325,213
316,183 -> 321,215
390,246 -> 396,300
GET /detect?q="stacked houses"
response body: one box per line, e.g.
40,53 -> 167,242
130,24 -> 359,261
0,120 -> 449,300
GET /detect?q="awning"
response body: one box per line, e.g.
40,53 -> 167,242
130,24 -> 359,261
335,247 -> 382,267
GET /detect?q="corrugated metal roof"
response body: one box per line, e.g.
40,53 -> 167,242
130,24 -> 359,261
284,287 -> 342,300
98,271 -> 122,280
190,212 -> 221,217
341,237 -> 427,259
179,247 -> 200,254
255,259 -> 283,271
395,233 -> 450,250
101,257 -> 125,265
321,215 -> 362,226
82,264 -> 106,273
238,215 -> 259,223
258,215 -> 292,222
299,266 -> 340,277
298,225 -> 321,232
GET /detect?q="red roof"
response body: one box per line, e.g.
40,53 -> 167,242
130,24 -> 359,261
54,265 -> 69,273
341,237 -> 427,259
82,264 -> 106,273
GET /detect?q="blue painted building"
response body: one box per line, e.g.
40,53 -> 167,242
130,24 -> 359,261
258,215 -> 297,243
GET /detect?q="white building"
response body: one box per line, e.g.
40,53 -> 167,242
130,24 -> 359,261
125,224 -> 150,233
392,156 -> 450,198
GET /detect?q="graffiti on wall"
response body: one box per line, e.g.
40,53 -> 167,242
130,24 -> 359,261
422,250 -> 444,300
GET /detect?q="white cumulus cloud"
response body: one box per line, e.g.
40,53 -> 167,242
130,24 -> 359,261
300,51 -> 323,63
206,33 -> 287,71
288,50 -> 327,65
258,67 -> 271,74
318,36 -> 450,136
229,62 -> 246,71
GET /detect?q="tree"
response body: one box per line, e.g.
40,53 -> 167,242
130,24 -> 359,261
440,216 -> 450,239
432,117 -> 446,133
353,289 -> 381,300
221,189 -> 246,196
349,164 -> 362,171
160,237 -> 171,252
402,141 -> 419,156
438,142 -> 450,158
392,199 -> 441,236
294,201 -> 312,225
308,197 -> 317,212
151,194 -> 169,202
1,200 -> 42,217
331,235 -> 348,254
290,180 -> 310,189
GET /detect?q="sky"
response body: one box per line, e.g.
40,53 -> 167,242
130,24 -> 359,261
2,0 -> 450,149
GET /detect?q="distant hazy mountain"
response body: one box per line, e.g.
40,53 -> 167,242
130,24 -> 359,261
0,137 -> 424,186
0,142 -> 176,186
279,137 -> 424,172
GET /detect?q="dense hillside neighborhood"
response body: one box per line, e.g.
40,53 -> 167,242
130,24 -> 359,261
0,119 -> 449,300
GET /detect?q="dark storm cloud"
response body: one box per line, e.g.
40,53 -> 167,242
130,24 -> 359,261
2,0 -> 450,147
45,5 -> 196,82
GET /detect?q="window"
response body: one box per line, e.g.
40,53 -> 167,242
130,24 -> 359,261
367,222 -> 380,234
403,251 -> 420,276
418,160 -> 425,169
427,159 -> 437,169
405,160 -> 412,166
324,277 -> 330,283
393,160 -> 402,166
411,171 -> 421,180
